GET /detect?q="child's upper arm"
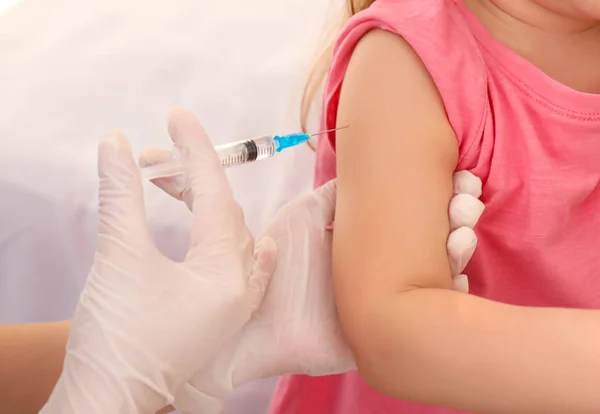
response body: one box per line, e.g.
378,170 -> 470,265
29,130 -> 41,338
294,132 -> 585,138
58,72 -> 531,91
332,29 -> 459,331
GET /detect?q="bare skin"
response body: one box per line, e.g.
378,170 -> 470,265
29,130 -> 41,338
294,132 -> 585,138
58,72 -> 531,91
0,322 -> 174,414
463,0 -> 600,93
0,322 -> 69,414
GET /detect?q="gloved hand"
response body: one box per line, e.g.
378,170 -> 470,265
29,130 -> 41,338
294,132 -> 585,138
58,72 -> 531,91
40,108 -> 274,414
139,115 -> 485,414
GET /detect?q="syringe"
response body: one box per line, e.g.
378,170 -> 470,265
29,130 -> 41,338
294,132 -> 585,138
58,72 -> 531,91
141,126 -> 348,181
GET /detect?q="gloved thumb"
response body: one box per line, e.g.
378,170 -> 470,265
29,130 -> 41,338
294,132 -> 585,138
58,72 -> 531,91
313,179 -> 337,225
247,236 -> 277,314
314,179 -> 337,205
97,131 -> 151,249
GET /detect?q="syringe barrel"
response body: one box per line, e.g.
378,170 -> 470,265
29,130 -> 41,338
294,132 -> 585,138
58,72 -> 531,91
140,135 -> 278,181
217,135 -> 276,167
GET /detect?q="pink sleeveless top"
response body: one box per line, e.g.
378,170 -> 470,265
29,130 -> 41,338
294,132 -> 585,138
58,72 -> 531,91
269,0 -> 600,413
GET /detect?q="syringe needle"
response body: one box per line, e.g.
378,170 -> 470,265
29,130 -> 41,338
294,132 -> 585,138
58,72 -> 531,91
310,125 -> 350,137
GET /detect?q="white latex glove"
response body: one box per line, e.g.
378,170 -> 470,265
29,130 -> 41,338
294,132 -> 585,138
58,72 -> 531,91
139,117 -> 485,414
40,109 -> 274,414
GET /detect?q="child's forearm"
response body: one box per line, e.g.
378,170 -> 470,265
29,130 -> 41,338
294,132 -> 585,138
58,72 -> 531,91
349,289 -> 600,414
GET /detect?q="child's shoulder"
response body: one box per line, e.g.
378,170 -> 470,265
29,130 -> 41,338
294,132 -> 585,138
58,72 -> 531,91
321,0 -> 487,169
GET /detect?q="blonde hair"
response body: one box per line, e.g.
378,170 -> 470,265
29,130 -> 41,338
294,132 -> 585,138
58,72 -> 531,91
301,0 -> 377,142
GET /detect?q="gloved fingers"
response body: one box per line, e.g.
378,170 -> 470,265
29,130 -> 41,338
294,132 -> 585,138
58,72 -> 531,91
447,226 -> 478,276
271,179 -> 337,232
166,108 -> 243,258
97,131 -> 152,246
449,193 -> 485,231
139,147 -> 190,209
247,236 -> 278,313
452,274 -> 469,293
453,170 -> 482,197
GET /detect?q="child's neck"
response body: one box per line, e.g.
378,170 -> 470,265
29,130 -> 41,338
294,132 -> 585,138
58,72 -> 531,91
463,0 -> 600,94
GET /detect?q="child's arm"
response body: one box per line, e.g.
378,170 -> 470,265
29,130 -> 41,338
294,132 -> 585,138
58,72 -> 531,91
333,29 -> 600,414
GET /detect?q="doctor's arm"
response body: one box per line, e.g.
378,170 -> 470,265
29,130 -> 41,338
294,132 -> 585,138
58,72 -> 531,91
0,322 -> 69,414
0,322 -> 174,414
334,29 -> 600,414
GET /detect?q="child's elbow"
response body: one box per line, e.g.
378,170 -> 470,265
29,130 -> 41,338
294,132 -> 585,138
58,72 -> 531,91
336,295 -> 411,395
